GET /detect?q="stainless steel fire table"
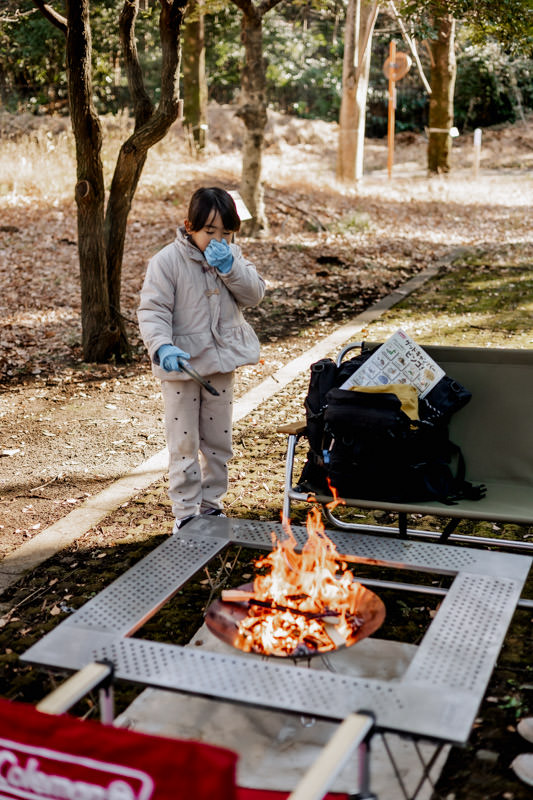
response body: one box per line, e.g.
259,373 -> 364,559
22,516 -> 531,748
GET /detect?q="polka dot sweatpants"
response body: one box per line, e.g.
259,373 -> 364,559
161,372 -> 235,521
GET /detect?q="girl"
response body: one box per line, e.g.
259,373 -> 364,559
138,187 -> 265,532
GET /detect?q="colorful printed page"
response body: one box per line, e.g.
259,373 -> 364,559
340,329 -> 445,397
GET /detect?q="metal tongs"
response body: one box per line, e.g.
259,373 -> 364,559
177,356 -> 220,396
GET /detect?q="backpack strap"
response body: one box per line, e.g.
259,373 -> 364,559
443,442 -> 487,503
413,441 -> 486,505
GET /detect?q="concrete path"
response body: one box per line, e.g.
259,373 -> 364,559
0,263 -> 440,594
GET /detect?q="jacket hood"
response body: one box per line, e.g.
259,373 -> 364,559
174,226 -> 204,262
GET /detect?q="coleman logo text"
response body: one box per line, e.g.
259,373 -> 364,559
0,741 -> 154,800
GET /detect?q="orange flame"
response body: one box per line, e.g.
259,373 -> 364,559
235,507 -> 367,657
325,477 -> 346,512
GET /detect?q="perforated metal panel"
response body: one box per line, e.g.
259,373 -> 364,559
227,518 -> 530,581
406,572 -> 522,692
227,518 -> 300,548
91,638 -> 393,725
85,637 -> 478,743
68,533 -> 228,635
126,640 -> 400,720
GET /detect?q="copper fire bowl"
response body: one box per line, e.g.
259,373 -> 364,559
205,582 -> 386,658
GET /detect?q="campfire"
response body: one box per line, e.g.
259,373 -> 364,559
205,507 -> 385,658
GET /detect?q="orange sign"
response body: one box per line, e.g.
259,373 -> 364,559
383,51 -> 412,81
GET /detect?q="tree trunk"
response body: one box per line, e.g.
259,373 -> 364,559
236,8 -> 268,237
427,12 -> 456,174
36,0 -> 186,363
353,2 -> 376,182
337,0 -> 377,182
104,144 -> 148,361
337,0 -> 358,181
65,0 -> 119,362
183,0 -> 207,152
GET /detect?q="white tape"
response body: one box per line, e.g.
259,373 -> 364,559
427,127 -> 459,137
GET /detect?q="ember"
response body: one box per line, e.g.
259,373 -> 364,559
209,507 -> 385,658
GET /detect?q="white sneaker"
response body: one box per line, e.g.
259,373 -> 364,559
517,717 -> 533,745
201,508 -> 226,518
511,753 -> 533,786
172,515 -> 196,534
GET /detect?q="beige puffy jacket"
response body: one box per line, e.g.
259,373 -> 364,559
138,228 -> 265,381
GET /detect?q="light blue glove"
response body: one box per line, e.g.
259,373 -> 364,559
204,239 -> 234,273
157,344 -> 191,372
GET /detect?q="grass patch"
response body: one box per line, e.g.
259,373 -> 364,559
363,261 -> 533,348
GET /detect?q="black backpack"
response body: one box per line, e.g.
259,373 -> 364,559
298,348 -> 376,494
297,347 -> 486,505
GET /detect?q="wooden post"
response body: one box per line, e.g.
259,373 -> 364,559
387,40 -> 396,180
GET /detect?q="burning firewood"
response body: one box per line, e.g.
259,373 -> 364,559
221,589 -> 255,603
221,589 -> 341,622
206,507 -> 385,658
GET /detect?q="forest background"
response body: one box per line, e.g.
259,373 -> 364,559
2,1 -> 532,134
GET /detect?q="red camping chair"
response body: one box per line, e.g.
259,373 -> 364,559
0,665 -> 373,800
0,695 -> 237,800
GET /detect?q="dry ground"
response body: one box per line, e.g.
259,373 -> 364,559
0,106 -> 532,800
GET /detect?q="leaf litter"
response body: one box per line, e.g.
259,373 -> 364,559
0,110 -> 532,799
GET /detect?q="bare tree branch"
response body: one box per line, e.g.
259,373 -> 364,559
31,0 -> 67,34
258,0 -> 282,15
154,0 -> 187,122
104,0 -> 187,333
1,8 -> 37,23
119,0 -> 154,126
115,0 -> 186,154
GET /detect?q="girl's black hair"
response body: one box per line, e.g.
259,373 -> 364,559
187,187 -> 241,232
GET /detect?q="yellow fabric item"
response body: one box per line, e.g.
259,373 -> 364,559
350,383 -> 419,420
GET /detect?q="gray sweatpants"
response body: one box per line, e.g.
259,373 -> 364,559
161,372 -> 234,521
